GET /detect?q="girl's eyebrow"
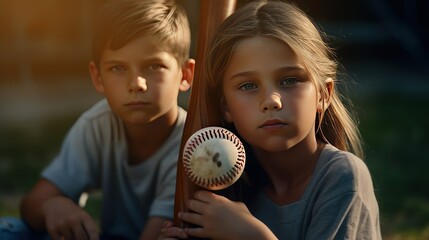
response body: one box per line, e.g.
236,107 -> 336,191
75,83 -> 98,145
276,65 -> 306,73
228,65 -> 306,80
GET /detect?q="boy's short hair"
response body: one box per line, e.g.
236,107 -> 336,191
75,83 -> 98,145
92,0 -> 191,67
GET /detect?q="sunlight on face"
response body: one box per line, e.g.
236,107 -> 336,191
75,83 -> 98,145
222,36 -> 319,153
94,35 -> 183,125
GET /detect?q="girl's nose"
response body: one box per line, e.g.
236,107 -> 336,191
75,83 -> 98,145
129,76 -> 148,93
261,92 -> 282,112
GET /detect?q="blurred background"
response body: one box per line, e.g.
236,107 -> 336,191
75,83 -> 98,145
1,0 -> 428,239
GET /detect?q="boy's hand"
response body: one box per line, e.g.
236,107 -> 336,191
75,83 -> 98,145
43,196 -> 99,240
179,190 -> 277,240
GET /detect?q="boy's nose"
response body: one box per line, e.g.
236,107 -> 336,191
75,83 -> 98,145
129,76 -> 148,93
261,92 -> 282,112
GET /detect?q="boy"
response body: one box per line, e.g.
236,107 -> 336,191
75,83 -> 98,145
13,0 -> 194,239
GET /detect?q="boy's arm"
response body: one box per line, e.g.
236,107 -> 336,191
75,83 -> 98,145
20,178 -> 99,240
139,216 -> 168,240
20,178 -> 63,231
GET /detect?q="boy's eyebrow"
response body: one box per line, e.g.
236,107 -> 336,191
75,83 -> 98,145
228,65 -> 306,79
101,57 -> 167,66
102,60 -> 124,66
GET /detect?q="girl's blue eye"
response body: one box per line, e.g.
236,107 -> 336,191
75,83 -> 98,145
238,82 -> 257,90
281,77 -> 298,86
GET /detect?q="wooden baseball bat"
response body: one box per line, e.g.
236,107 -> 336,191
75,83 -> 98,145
174,0 -> 237,228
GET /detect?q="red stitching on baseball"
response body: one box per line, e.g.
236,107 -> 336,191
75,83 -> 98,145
182,127 -> 245,190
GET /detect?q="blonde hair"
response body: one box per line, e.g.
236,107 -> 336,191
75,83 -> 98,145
203,0 -> 363,158
92,0 -> 191,67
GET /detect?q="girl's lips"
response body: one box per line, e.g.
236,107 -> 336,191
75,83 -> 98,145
259,119 -> 287,128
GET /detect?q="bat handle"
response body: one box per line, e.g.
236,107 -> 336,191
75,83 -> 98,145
173,0 -> 237,233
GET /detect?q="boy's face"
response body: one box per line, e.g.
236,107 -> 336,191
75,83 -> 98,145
90,35 -> 193,125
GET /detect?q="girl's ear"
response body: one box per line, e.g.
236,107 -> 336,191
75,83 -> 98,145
222,97 -> 233,123
179,59 -> 195,92
317,78 -> 334,112
90,61 -> 105,94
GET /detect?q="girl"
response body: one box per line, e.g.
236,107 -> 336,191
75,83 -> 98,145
162,1 -> 381,239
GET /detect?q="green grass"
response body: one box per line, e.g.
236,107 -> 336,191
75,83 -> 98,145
1,93 -> 428,239
353,93 -> 429,239
0,114 -> 78,217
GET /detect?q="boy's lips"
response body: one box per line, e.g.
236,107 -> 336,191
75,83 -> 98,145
125,100 -> 150,106
259,119 -> 288,128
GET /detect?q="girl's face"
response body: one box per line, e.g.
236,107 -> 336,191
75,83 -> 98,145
222,36 -> 319,153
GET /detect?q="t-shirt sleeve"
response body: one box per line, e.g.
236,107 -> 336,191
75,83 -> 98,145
305,151 -> 381,240
148,152 -> 178,219
147,108 -> 186,219
306,191 -> 380,240
42,116 -> 100,202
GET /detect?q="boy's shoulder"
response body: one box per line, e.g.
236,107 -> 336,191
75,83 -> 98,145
177,106 -> 187,124
69,98 -> 120,136
80,98 -> 115,121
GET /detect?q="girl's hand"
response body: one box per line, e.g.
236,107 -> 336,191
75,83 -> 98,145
159,221 -> 188,240
179,190 -> 276,240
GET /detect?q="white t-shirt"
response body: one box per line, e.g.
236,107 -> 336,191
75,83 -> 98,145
42,99 -> 186,239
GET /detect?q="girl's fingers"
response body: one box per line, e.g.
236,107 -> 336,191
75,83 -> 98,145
162,220 -> 174,228
184,227 -> 207,239
178,211 -> 203,226
186,198 -> 207,213
160,226 -> 188,239
193,190 -> 218,202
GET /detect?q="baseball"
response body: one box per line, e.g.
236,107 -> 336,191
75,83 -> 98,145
182,127 -> 246,190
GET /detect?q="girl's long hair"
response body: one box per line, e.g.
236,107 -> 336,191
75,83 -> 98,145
202,1 -> 363,159
189,1 -> 363,196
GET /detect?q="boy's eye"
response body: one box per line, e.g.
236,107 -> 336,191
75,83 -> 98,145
148,64 -> 164,70
110,66 -> 126,72
238,82 -> 257,90
280,77 -> 298,86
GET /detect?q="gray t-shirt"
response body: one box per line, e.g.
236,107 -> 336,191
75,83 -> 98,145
42,99 -> 186,239
247,144 -> 381,240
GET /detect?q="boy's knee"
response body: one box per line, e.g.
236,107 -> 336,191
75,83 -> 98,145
0,217 -> 48,239
0,217 -> 26,233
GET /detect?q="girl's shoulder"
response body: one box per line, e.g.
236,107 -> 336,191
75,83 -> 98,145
313,144 -> 375,196
319,144 -> 368,174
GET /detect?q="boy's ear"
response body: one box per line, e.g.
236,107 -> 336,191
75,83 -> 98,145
89,61 -> 105,94
317,78 -> 334,112
179,59 -> 195,92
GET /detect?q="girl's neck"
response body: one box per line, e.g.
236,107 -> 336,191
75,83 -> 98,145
253,136 -> 325,205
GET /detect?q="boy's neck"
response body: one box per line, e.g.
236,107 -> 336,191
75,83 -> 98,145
124,107 -> 178,165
